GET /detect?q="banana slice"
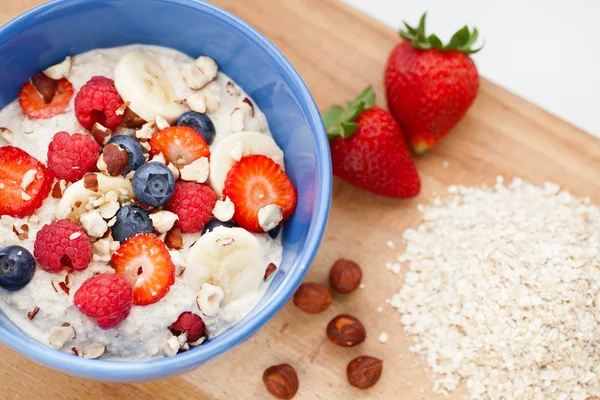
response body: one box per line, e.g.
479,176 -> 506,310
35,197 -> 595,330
56,174 -> 134,220
114,52 -> 186,123
208,131 -> 285,196
184,226 -> 265,305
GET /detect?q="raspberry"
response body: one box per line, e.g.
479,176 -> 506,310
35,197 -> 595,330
74,76 -> 125,131
34,219 -> 92,273
74,273 -> 133,329
169,312 -> 205,342
164,182 -> 216,233
47,131 -> 101,182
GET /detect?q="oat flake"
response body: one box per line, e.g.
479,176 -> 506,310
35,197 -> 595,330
392,178 -> 600,400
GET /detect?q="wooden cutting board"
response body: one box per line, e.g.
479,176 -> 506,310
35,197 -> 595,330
2,1 -> 600,399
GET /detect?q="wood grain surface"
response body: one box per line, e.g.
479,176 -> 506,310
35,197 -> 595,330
2,1 -> 600,399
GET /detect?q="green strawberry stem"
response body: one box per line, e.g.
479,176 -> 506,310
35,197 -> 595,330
400,12 -> 483,55
322,86 -> 376,141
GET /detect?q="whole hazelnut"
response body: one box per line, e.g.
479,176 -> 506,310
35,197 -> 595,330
329,259 -> 362,294
326,314 -> 366,347
263,363 -> 299,399
347,356 -> 383,389
293,282 -> 332,314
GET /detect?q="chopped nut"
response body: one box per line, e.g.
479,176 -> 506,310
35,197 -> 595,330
115,101 -> 129,116
263,364 -> 299,400
48,325 -> 76,349
97,199 -> 120,219
181,63 -> 210,90
0,127 -> 14,145
169,250 -> 186,276
135,121 -> 157,140
326,314 -> 366,347
186,92 -> 206,114
293,282 -> 332,314
42,56 -> 72,80
83,173 -> 99,192
155,115 -> 170,131
123,108 -> 146,129
225,81 -> 241,97
52,181 -> 64,199
150,210 -> 178,233
329,259 -> 363,294
195,283 -> 225,316
101,144 -> 128,176
205,90 -> 220,113
30,74 -> 58,104
165,226 -> 184,250
20,169 -> 37,191
27,306 -> 40,320
241,97 -> 254,117
258,204 -> 282,232
195,56 -> 218,83
162,335 -> 180,357
180,157 -> 209,183
80,210 -> 108,238
188,336 -> 206,347
152,152 -> 166,164
58,281 -> 70,295
82,344 -> 105,359
91,123 -> 112,145
347,356 -> 383,389
12,224 -> 29,240
212,197 -> 234,222
71,347 -> 79,356
264,263 -> 277,281
230,108 -> 245,133
167,162 -> 180,180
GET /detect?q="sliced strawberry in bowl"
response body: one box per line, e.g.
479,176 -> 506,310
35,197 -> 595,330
18,75 -> 74,120
223,154 -> 297,233
110,233 -> 175,306
149,126 -> 210,167
0,146 -> 54,218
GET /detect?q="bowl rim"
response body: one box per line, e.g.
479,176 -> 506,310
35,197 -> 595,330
0,0 -> 331,381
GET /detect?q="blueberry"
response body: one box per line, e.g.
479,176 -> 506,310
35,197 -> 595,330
202,219 -> 237,235
175,111 -> 216,145
267,224 -> 282,239
108,135 -> 145,175
132,162 -> 175,207
112,205 -> 154,243
0,246 -> 35,291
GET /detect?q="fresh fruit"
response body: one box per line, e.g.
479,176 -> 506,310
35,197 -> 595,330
132,162 -> 175,207
74,76 -> 125,130
0,246 -> 36,291
107,135 -> 145,175
47,131 -> 101,182
208,131 -> 284,196
0,146 -> 54,218
223,155 -> 297,233
323,87 -> 420,198
34,219 -> 92,273
18,75 -> 74,119
175,111 -> 216,145
111,205 -> 154,243
184,226 -> 265,304
384,13 -> 481,153
110,233 -> 175,305
149,126 -> 210,167
56,173 -> 133,220
114,52 -> 186,122
169,312 -> 205,342
201,219 -> 236,235
164,181 -> 216,233
74,273 -> 133,329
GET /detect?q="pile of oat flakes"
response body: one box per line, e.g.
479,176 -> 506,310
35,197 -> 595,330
390,177 -> 600,399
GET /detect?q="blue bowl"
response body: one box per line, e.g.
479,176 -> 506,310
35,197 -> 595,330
0,0 -> 331,382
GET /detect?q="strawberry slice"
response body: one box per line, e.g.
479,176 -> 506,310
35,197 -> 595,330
0,146 -> 54,218
110,233 -> 175,306
223,155 -> 297,233
149,126 -> 210,167
18,75 -> 74,119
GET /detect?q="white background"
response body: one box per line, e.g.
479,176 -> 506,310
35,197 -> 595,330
343,0 -> 600,137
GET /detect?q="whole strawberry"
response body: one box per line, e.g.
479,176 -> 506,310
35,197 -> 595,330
323,87 -> 420,198
385,13 -> 482,153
